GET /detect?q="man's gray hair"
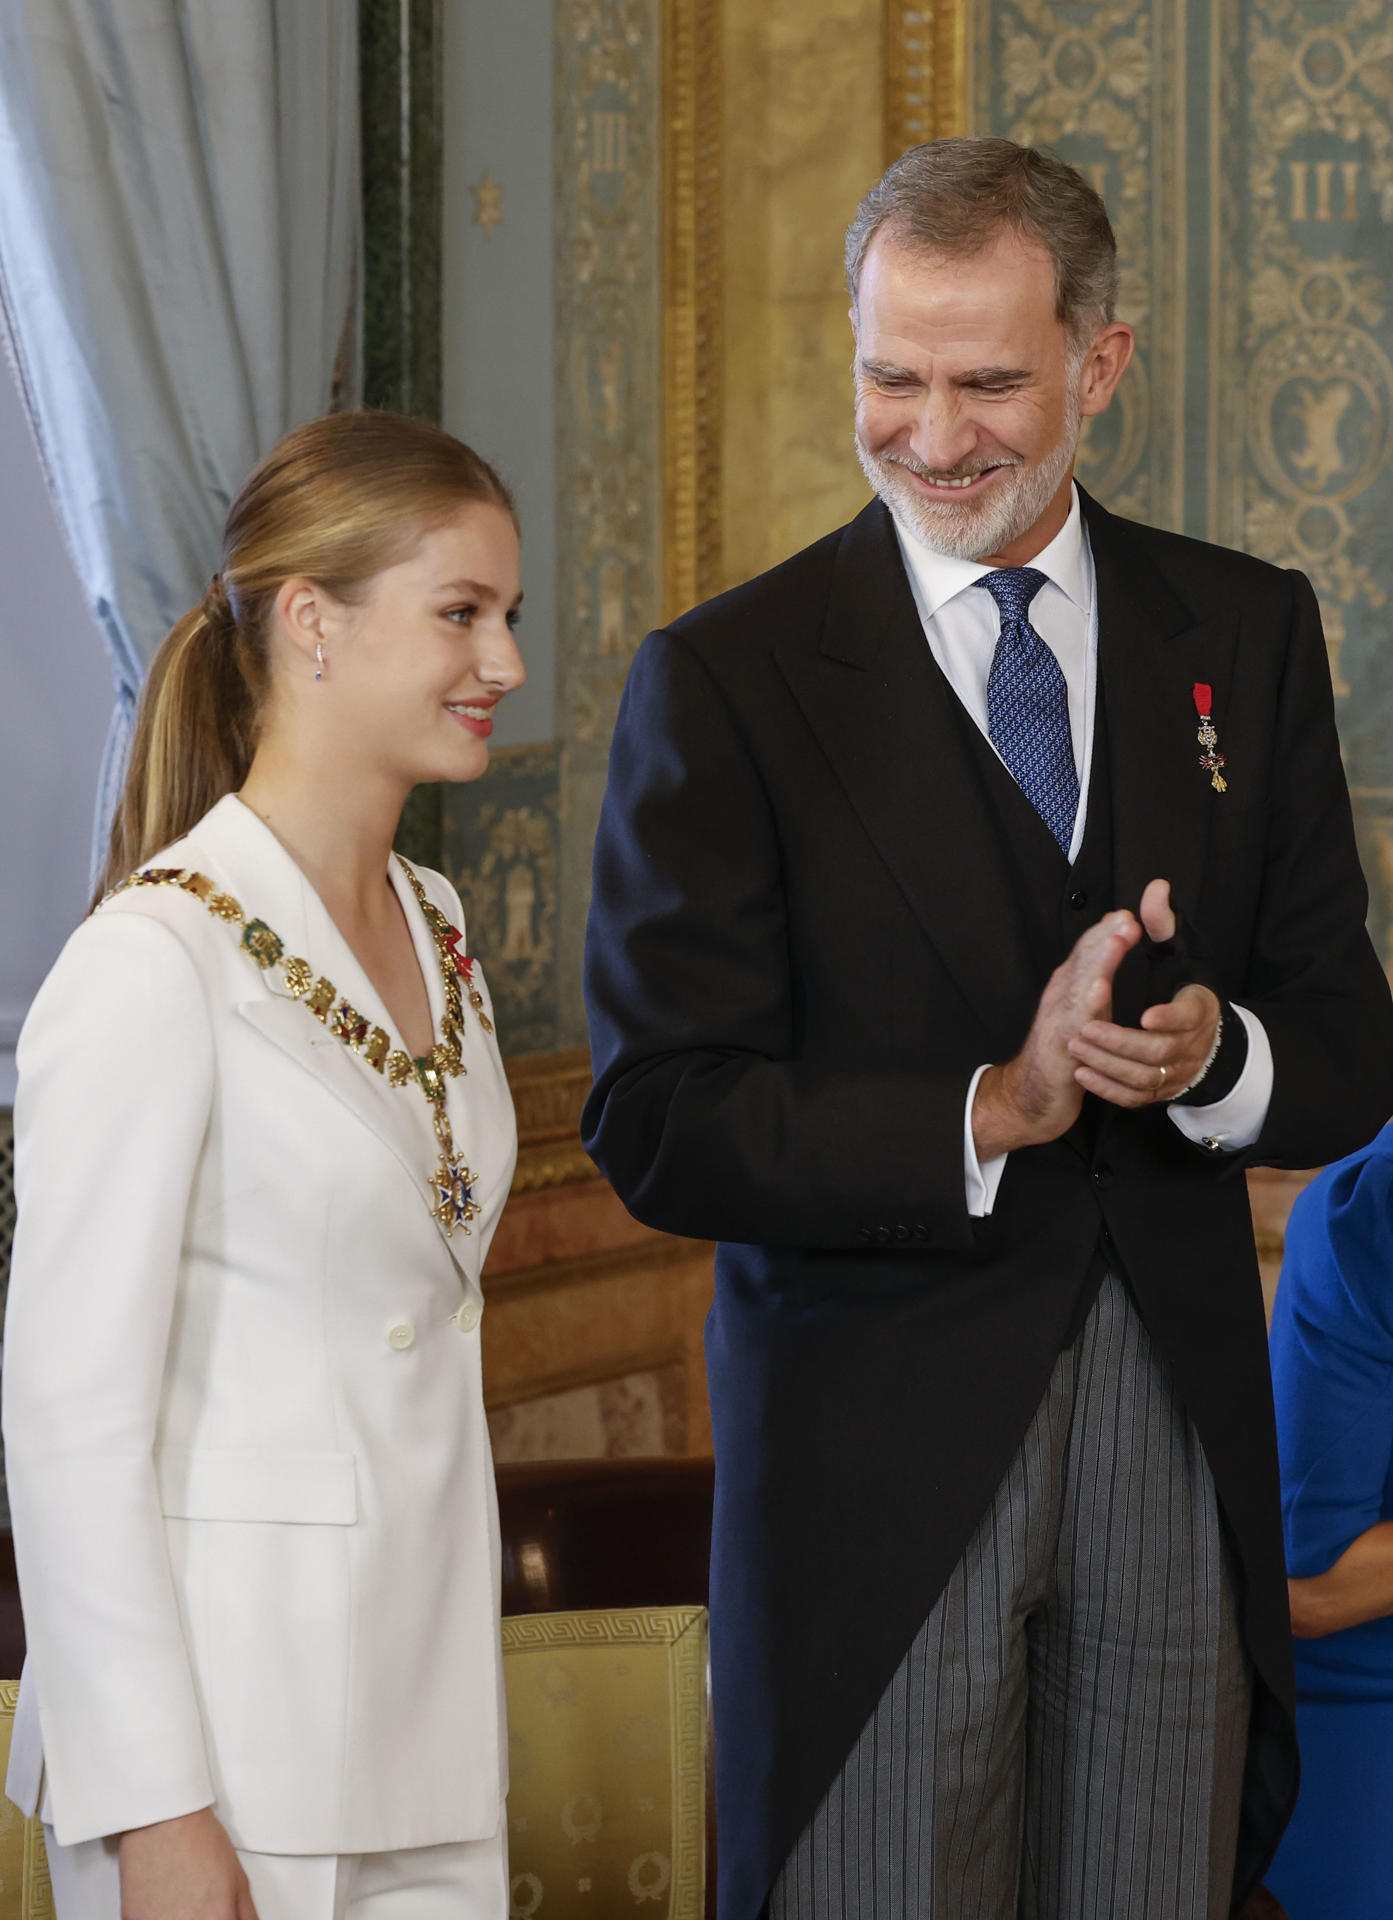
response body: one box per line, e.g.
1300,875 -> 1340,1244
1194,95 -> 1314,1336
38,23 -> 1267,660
845,137 -> 1119,343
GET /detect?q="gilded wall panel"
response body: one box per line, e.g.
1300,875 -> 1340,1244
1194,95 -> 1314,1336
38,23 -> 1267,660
719,0 -> 884,592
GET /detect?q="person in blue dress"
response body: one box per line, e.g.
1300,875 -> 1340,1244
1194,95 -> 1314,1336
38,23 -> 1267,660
1266,1119 -> 1393,1916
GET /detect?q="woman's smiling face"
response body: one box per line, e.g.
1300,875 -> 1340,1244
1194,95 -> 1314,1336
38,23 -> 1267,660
302,500 -> 527,789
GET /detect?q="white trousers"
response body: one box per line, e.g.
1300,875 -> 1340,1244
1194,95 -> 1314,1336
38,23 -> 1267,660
43,1821 -> 510,1920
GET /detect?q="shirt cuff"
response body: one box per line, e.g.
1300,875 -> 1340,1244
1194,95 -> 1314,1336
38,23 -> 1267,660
1167,1003 -> 1273,1154
965,1063 -> 1009,1217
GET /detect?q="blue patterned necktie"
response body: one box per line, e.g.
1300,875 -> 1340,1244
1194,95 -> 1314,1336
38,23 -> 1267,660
981,566 -> 1080,854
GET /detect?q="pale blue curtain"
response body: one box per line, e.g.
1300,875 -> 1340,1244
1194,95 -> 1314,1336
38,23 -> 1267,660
0,1 -> 361,871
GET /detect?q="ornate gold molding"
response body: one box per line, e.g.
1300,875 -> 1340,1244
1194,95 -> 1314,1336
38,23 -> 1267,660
662,0 -> 723,620
505,1046 -> 600,1192
884,0 -> 970,159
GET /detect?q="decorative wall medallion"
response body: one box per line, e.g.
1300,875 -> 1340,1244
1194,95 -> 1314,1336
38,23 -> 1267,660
561,1789 -> 604,1843
509,1870 -> 544,1918
629,1850 -> 674,1902
470,171 -> 505,235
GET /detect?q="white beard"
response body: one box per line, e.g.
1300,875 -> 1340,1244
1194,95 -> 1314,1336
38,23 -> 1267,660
856,388 -> 1083,562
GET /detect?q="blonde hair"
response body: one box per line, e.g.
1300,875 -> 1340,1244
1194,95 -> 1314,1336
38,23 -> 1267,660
96,410 -> 514,904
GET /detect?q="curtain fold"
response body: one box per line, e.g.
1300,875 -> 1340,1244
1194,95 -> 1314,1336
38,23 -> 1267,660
0,0 -> 361,872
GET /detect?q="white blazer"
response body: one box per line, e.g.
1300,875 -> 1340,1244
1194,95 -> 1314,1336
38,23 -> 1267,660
3,794 -> 517,1853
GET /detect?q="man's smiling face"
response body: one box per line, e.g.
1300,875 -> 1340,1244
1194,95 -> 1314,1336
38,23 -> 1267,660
852,225 -> 1101,565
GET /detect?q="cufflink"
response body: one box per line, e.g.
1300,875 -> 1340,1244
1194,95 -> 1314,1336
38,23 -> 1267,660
1201,1135 -> 1224,1153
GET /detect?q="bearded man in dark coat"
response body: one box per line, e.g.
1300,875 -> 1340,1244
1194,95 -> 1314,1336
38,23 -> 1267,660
583,136 -> 1393,1920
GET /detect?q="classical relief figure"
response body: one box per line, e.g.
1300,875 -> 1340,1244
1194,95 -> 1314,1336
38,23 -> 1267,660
503,857 -> 540,961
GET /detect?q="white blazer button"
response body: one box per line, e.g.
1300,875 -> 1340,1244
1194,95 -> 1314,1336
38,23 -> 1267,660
455,1301 -> 482,1332
387,1321 -> 416,1351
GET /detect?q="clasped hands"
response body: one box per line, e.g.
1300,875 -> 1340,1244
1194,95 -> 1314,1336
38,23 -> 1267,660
973,878 -> 1221,1161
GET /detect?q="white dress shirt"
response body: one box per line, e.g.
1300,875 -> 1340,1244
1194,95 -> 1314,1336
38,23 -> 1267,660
892,486 -> 1275,1216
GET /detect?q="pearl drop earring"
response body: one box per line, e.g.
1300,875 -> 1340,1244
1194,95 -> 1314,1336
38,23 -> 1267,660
314,642 -> 325,682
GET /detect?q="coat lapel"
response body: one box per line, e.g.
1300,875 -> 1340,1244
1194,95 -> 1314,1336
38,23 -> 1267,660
776,492 -> 1238,1049
185,796 -> 454,1244
774,499 -> 1040,1053
234,996 -> 438,1217
1082,489 -> 1236,1018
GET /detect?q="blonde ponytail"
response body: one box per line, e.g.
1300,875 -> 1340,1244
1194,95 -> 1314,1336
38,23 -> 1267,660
95,586 -> 259,904
92,410 -> 514,906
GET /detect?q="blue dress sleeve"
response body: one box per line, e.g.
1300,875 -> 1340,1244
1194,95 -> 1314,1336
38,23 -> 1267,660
1270,1125 -> 1393,1579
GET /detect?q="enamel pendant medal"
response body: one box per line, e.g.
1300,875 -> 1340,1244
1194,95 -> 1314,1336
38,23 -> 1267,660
1192,682 -> 1228,793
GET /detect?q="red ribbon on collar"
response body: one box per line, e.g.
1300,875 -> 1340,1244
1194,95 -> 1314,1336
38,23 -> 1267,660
443,926 -> 475,981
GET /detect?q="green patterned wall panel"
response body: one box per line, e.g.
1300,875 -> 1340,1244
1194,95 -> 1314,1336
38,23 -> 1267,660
974,0 -> 1393,965
972,0 -> 1187,529
1219,0 -> 1393,968
443,743 -> 562,1055
552,0 -> 663,1048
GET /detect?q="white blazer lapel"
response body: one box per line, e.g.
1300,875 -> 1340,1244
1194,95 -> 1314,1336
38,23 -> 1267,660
233,995 -> 436,1219
186,795 -> 452,1242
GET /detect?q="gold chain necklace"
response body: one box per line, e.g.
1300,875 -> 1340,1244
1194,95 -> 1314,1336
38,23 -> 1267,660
104,859 -> 493,1237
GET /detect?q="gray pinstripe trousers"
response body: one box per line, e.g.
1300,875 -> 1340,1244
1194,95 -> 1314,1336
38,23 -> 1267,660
769,1272 -> 1251,1920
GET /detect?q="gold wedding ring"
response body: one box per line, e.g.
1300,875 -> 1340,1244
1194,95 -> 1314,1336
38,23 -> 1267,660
1156,1065 -> 1168,1090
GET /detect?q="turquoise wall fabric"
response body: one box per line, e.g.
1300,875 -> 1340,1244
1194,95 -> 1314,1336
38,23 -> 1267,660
973,0 -> 1393,968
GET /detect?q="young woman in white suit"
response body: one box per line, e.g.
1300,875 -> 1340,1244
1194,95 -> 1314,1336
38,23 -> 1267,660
3,411 -> 527,1919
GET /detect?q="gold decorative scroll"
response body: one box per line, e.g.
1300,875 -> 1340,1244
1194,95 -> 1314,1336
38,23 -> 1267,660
885,0 -> 971,159
662,0 -> 724,621
506,1046 -> 601,1193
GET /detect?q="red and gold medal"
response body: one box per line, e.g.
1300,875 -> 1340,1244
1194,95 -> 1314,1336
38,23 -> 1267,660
1192,683 -> 1228,793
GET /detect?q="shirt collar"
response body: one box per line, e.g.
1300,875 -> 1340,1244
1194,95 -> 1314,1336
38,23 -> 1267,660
892,481 -> 1092,621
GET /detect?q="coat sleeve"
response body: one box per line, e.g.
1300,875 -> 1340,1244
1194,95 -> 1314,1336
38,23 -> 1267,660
1270,1147 -> 1393,1577
3,909 -> 216,1844
581,628 -> 979,1252
1244,570 -> 1393,1170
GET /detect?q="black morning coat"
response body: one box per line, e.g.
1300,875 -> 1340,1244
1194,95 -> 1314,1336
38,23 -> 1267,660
580,487 -> 1393,1920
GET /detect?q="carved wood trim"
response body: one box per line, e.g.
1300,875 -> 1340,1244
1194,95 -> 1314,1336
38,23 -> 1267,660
505,1046 -> 601,1193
